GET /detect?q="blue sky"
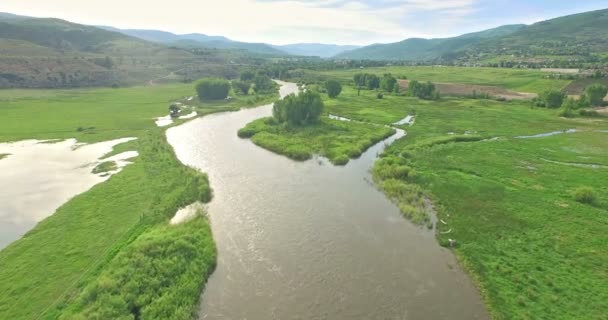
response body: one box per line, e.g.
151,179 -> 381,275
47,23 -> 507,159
1,0 -> 606,45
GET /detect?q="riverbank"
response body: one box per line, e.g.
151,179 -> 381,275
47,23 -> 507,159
319,85 -> 608,319
0,83 -> 277,319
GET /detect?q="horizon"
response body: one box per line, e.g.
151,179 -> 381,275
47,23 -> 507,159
1,0 -> 607,46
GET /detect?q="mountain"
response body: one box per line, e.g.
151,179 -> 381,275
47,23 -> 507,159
335,24 -> 525,60
336,8 -> 608,61
98,26 -> 230,44
473,8 -> 608,56
101,26 -> 285,56
0,14 -> 249,88
275,43 -> 360,58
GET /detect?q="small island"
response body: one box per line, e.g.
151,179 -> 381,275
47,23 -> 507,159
238,90 -> 395,165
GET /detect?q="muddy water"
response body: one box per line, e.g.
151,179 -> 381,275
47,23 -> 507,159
0,138 -> 136,249
166,81 -> 487,320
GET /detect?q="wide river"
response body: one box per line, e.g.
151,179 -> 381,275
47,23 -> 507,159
166,81 -> 488,319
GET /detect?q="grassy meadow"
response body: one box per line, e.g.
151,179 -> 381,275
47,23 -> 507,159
238,117 -> 395,165
299,66 -> 572,93
319,83 -> 608,319
0,83 -> 276,319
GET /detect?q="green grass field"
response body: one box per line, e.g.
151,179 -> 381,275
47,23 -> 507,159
238,117 -> 395,165
309,66 -> 571,93
322,84 -> 608,319
0,83 -> 276,319
0,85 -> 277,143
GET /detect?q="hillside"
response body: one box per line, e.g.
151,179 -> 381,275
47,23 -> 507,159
0,15 -> 249,88
335,25 -> 525,60
337,8 -> 608,62
474,8 -> 608,56
101,26 -> 285,56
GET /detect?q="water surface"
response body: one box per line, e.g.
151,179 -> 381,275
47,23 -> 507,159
167,82 -> 487,320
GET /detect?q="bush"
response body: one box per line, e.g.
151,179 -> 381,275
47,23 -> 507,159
540,90 -> 566,108
232,80 -> 251,95
253,74 -> 275,93
573,187 -> 596,204
408,80 -> 439,100
195,78 -> 230,100
377,93 -> 384,99
325,80 -> 342,98
585,83 -> 608,106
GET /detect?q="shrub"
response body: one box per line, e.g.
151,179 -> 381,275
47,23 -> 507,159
573,187 -> 596,204
408,80 -> 439,100
585,83 -> 608,106
325,80 -> 342,98
377,93 -> 384,99
195,78 -> 230,100
332,154 -> 349,166
253,74 -> 275,93
540,90 -> 566,108
232,80 -> 251,95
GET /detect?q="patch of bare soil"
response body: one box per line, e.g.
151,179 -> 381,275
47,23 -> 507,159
398,80 -> 536,100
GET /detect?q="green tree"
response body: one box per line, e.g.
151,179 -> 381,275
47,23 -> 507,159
540,90 -> 566,108
325,80 -> 342,98
253,75 -> 274,93
273,91 -> 324,126
585,83 -> 608,106
354,73 -> 366,96
195,78 -> 230,100
381,74 -> 397,92
232,80 -> 250,95
408,80 -> 438,100
240,70 -> 255,82
366,74 -> 380,90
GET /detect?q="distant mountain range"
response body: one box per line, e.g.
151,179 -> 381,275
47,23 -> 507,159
337,8 -> 608,61
98,26 -> 360,57
0,8 -> 607,88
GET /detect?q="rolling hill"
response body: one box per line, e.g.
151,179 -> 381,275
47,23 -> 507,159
334,25 -> 525,60
336,8 -> 608,61
0,14 -> 251,88
100,26 -> 285,56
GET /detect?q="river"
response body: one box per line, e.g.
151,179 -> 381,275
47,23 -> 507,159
166,81 -> 488,319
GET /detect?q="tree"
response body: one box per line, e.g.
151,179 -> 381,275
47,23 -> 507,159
232,80 -> 250,95
540,90 -> 566,108
195,78 -> 230,100
325,80 -> 342,98
366,74 -> 380,90
408,80 -> 439,100
354,73 -> 366,96
273,91 -> 324,126
585,83 -> 608,106
240,70 -> 255,82
253,74 -> 274,93
381,74 -> 397,92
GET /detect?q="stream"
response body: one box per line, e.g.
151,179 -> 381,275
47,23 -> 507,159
166,81 -> 488,319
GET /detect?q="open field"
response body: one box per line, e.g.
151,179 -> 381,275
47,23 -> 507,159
312,66 -> 572,93
398,79 -> 537,100
320,83 -> 608,319
0,85 -> 277,143
238,117 -> 395,165
0,83 -> 275,319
